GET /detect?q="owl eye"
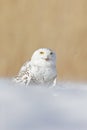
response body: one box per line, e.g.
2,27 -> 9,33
40,51 -> 44,54
50,52 -> 53,55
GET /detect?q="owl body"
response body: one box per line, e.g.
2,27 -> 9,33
29,62 -> 57,85
14,48 -> 57,86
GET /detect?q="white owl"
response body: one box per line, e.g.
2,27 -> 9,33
14,48 -> 57,86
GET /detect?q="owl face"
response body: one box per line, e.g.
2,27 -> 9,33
31,48 -> 56,66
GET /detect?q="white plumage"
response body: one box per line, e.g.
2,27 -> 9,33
14,48 -> 57,86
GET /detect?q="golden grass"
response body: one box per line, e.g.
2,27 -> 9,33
0,0 -> 87,80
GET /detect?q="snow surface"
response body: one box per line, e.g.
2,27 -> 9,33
0,78 -> 87,130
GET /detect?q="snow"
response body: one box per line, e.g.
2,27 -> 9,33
0,79 -> 87,130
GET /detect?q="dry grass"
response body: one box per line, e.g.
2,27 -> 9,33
0,0 -> 87,80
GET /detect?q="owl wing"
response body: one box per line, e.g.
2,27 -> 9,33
13,61 -> 32,86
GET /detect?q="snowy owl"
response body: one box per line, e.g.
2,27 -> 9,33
14,48 -> 57,86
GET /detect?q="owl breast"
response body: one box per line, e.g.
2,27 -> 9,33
30,65 -> 57,84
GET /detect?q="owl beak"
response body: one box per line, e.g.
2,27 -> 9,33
45,58 -> 49,61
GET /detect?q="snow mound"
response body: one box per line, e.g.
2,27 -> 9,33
0,78 -> 87,130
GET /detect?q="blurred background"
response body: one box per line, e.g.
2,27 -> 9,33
0,0 -> 87,81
